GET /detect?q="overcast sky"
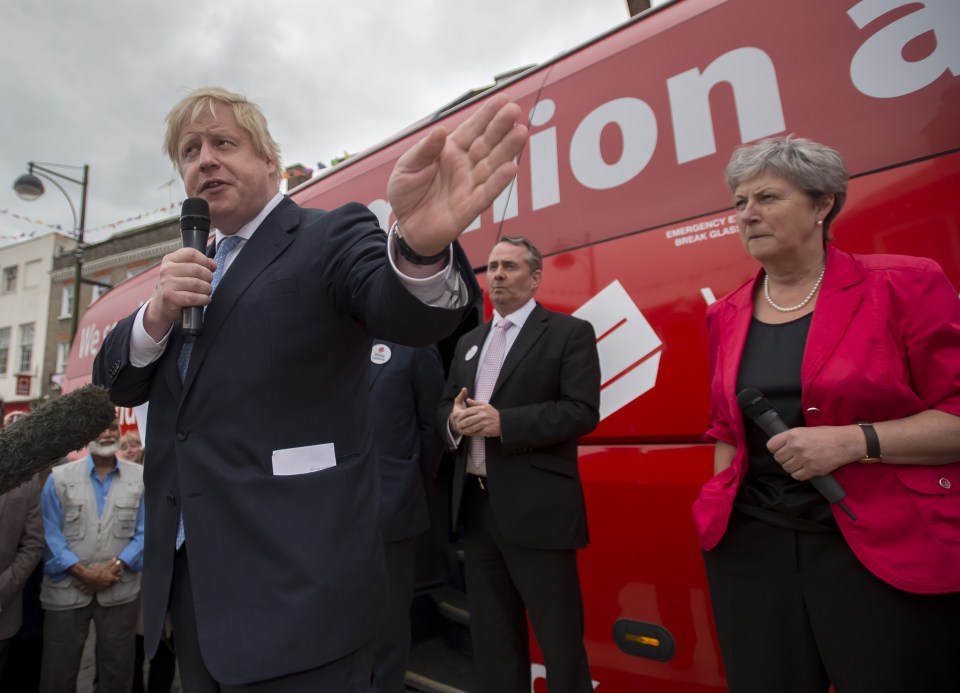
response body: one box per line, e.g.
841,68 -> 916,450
0,0 -> 635,249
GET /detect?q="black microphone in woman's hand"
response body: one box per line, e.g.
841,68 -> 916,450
180,198 -> 211,336
737,388 -> 856,520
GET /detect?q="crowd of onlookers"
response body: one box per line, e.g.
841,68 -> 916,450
0,401 -> 172,692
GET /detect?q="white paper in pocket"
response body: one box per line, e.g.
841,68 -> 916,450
271,443 -> 336,476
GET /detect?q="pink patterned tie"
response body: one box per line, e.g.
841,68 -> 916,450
470,319 -> 512,469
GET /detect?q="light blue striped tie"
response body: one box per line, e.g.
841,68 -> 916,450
175,235 -> 243,550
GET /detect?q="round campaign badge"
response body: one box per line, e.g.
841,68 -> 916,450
465,345 -> 478,361
371,343 -> 392,365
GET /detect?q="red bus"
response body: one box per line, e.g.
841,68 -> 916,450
64,0 -> 959,689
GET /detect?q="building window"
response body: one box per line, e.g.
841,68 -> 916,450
0,327 -> 9,376
18,323 -> 34,374
91,284 -> 110,304
60,284 -> 74,319
23,259 -> 42,289
56,340 -> 70,374
2,266 -> 17,294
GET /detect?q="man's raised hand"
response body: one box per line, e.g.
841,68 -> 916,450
387,94 -> 528,256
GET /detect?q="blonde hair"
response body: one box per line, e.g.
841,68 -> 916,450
120,431 -> 141,448
163,87 -> 282,183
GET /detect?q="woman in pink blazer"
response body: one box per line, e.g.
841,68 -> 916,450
694,136 -> 960,692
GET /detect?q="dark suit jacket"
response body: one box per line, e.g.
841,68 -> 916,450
438,303 -> 601,551
369,340 -> 444,542
0,475 -> 43,640
93,199 -> 478,684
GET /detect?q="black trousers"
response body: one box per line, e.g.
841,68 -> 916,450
371,536 -> 417,693
169,548 -> 374,693
703,510 -> 960,693
462,476 -> 592,693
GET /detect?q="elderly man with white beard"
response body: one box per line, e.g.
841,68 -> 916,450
38,418 -> 145,693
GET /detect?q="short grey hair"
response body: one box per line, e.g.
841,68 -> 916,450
495,236 -> 543,272
725,135 -> 848,240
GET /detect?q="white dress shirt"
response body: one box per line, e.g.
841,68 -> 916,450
448,297 -> 538,463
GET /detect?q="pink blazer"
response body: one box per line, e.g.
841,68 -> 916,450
693,246 -> 960,593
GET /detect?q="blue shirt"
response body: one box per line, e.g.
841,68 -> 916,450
41,456 -> 145,578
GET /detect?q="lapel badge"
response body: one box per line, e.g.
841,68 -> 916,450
371,343 -> 392,365
465,345 -> 478,361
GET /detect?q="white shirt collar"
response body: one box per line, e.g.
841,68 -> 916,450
493,298 -> 537,331
214,192 -> 284,246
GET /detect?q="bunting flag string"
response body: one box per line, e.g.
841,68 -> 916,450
3,165 -> 320,245
0,201 -> 185,244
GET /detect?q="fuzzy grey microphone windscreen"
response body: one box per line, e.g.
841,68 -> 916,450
0,385 -> 117,495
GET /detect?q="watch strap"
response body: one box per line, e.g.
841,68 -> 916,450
391,222 -> 449,266
857,422 -> 882,462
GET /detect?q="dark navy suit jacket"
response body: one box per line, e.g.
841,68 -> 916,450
369,340 -> 444,542
93,198 -> 478,684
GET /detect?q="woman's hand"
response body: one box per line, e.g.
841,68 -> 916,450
771,411 -> 960,479
768,425 -> 863,480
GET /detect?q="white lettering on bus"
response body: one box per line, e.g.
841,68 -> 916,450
528,99 -> 561,211
369,44 -> 785,226
365,6 -> 955,233
367,199 -> 392,234
570,97 -> 659,190
78,320 -> 119,360
848,0 -> 959,98
667,47 -> 786,164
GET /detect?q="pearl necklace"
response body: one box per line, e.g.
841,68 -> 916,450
763,266 -> 826,312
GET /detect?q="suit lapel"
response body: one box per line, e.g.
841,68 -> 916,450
802,247 -> 864,388
463,323 -> 491,393
179,198 -> 298,396
491,304 -> 548,400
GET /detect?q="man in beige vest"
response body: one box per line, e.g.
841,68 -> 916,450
38,418 -> 145,692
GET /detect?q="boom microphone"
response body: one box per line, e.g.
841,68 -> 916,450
180,197 -> 211,336
0,385 -> 117,496
737,388 -> 856,521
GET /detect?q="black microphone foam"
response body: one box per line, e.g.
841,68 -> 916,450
180,197 -> 211,336
737,388 -> 789,437
737,387 -> 856,519
0,385 -> 117,495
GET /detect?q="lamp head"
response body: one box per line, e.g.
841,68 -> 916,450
14,173 -> 45,201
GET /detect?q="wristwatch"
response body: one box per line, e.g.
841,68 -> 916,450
857,422 -> 882,463
392,222 -> 449,266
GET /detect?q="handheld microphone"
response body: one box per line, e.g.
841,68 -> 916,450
0,385 -> 117,496
737,388 -> 856,520
180,197 -> 211,336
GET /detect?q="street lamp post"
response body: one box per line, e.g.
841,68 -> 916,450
13,162 -> 90,345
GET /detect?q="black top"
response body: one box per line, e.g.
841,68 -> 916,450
735,313 -> 836,531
